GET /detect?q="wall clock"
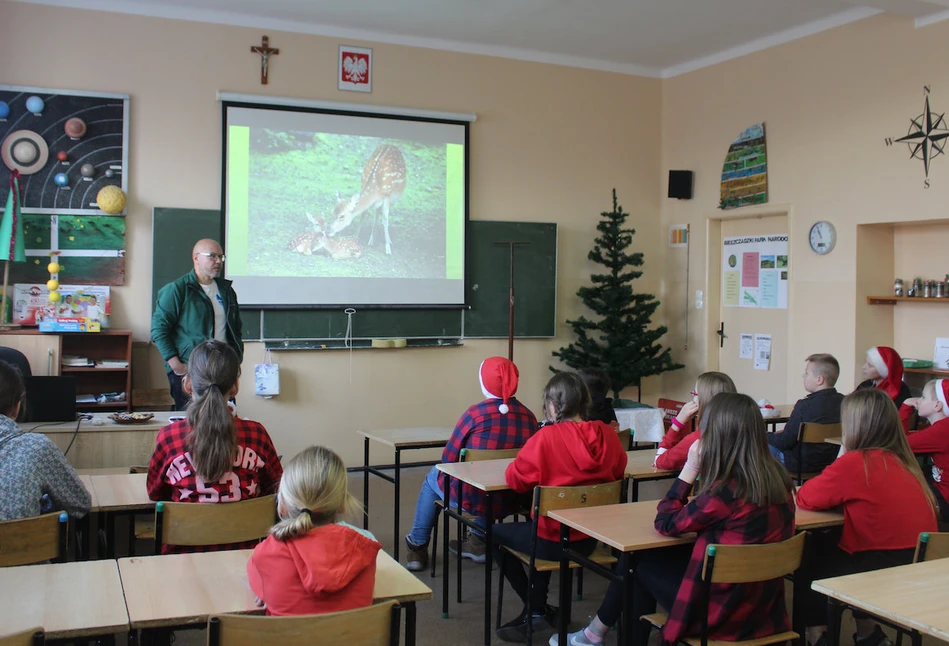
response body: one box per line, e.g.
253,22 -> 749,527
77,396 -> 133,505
809,221 -> 837,255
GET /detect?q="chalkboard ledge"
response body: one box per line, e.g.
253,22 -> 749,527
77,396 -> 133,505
263,338 -> 464,351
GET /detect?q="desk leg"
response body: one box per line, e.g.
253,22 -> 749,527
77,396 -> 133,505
558,523 -> 570,646
394,448 -> 402,562
442,473 -> 451,619
484,492 -> 494,646
104,510 -> 114,558
631,478 -> 640,503
405,601 -> 417,646
620,553 -> 632,646
363,437 -> 370,530
826,599 -> 842,646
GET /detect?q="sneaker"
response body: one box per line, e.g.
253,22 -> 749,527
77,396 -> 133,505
448,533 -> 487,563
404,536 -> 428,572
496,609 -> 553,643
853,626 -> 893,646
548,628 -> 602,646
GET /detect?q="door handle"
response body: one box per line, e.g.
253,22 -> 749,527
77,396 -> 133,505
716,322 -> 726,348
47,348 -> 53,375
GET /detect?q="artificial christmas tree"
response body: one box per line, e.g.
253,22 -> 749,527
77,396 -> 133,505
552,190 -> 682,400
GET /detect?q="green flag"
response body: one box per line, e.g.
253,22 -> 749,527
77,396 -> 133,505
0,170 -> 26,263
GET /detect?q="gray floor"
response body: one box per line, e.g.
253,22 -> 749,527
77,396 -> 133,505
162,464 -> 932,646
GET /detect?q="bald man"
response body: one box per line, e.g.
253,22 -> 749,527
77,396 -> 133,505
151,239 -> 243,410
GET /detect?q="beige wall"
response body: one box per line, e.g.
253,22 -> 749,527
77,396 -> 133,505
659,13 -> 949,404
0,1 -> 662,465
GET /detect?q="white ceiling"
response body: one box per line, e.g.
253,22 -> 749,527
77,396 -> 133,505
12,0 -> 949,77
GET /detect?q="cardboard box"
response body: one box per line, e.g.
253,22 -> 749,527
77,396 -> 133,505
13,284 -> 111,327
39,318 -> 101,333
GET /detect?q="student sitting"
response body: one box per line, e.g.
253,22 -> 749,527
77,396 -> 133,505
0,360 -> 90,521
768,353 -> 843,472
578,368 -> 618,430
796,389 -> 938,646
904,379 -> 949,523
654,371 -> 736,470
856,346 -> 912,431
553,393 -> 795,646
495,372 -> 627,642
403,356 -> 538,572
247,445 -> 381,615
146,340 -> 283,553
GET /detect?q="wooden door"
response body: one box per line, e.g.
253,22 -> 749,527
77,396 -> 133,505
0,333 -> 62,376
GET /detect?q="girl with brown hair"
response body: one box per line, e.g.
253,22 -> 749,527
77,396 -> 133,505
655,371 -> 736,470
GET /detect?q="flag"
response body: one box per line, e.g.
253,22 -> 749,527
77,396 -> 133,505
0,169 -> 26,263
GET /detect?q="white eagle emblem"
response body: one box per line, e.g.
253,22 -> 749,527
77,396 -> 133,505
343,55 -> 368,83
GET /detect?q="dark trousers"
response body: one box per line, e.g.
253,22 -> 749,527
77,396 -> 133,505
797,529 -> 915,626
492,521 -> 597,612
167,372 -> 190,411
597,544 -> 691,646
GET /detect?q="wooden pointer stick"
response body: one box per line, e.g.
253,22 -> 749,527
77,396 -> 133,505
494,241 -> 530,361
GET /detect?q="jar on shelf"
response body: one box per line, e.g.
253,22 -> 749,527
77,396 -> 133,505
936,282 -> 946,298
912,277 -> 923,297
924,281 -> 934,298
894,278 -> 904,296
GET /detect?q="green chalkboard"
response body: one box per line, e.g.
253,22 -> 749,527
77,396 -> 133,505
151,209 -> 556,343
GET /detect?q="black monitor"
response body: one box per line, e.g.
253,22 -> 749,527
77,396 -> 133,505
24,376 -> 77,423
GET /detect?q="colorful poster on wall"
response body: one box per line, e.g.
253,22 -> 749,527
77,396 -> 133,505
720,123 -> 768,210
723,235 -> 788,308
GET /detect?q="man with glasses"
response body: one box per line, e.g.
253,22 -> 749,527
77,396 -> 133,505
151,239 -> 243,410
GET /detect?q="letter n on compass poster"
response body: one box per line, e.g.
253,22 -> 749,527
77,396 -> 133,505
0,85 -> 129,285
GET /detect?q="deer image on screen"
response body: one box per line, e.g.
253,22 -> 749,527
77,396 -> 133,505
325,144 -> 406,255
288,212 -> 362,259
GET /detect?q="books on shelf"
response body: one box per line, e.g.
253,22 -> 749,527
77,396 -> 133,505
76,394 -> 97,404
95,360 -> 129,368
62,355 -> 92,367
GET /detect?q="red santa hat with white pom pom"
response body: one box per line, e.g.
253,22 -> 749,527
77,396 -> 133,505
479,356 -> 519,414
935,379 -> 949,410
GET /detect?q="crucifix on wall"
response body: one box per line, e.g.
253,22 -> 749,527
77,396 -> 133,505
250,35 -> 279,85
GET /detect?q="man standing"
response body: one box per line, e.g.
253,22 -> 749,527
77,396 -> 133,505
151,239 -> 243,410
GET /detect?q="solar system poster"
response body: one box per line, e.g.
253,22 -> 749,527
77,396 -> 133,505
0,85 -> 129,215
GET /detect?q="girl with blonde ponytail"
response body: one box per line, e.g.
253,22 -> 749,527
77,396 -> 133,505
247,446 -> 381,616
146,340 -> 282,553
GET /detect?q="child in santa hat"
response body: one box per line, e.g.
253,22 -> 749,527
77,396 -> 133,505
403,357 -> 538,573
905,379 -> 949,522
856,346 -> 912,431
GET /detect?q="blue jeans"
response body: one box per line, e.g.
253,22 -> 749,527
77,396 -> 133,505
408,466 -> 485,546
768,443 -> 786,465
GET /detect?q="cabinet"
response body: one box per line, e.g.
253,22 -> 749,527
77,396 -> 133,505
0,329 -> 132,412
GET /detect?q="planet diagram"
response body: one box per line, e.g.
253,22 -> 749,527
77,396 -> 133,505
0,88 -> 128,214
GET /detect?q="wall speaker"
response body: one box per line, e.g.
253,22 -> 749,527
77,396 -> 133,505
668,170 -> 694,200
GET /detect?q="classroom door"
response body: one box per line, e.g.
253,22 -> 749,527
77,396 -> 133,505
717,215 -> 789,404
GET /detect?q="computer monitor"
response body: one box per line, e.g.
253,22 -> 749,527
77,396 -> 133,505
24,376 -> 77,423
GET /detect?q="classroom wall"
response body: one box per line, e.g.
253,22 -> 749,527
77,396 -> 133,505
0,1 -> 663,465
658,13 -> 949,404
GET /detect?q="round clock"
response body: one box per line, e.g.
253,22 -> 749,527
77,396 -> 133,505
809,221 -> 837,255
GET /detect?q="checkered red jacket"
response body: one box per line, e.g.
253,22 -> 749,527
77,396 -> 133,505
438,398 -> 538,518
147,417 -> 283,553
655,478 -> 796,645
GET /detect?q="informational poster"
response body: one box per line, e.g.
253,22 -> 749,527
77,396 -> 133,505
723,235 -> 788,308
754,333 -> 772,370
740,333 -> 754,359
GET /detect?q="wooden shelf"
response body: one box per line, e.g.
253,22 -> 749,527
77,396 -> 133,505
62,366 -> 129,373
76,401 -> 129,409
867,295 -> 949,305
905,367 -> 949,376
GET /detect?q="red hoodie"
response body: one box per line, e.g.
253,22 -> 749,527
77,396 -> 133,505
505,420 -> 627,542
247,522 -> 381,616
908,416 -> 949,510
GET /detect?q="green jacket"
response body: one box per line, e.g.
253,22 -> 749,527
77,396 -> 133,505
150,270 -> 244,372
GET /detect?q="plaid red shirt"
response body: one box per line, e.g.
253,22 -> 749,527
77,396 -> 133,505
147,417 -> 283,553
438,398 -> 538,518
654,478 -> 796,646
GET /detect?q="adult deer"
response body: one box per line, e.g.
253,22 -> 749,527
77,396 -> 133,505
325,144 -> 406,255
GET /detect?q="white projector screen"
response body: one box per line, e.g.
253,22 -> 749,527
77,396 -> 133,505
222,101 -> 469,307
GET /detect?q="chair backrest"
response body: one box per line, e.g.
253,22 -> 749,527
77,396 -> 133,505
0,512 -> 67,567
616,428 -> 632,451
0,627 -> 44,646
701,531 -> 806,584
914,531 -> 949,562
798,422 -> 842,444
460,447 -> 520,462
208,600 -> 400,646
533,481 -> 623,518
657,398 -> 686,432
154,494 -> 277,551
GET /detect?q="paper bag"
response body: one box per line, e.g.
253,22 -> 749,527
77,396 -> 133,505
255,350 -> 279,398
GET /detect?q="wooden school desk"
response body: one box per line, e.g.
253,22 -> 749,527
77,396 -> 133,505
118,548 -> 432,646
358,426 -> 453,561
89,472 -> 152,556
764,404 -> 794,432
435,451 -> 677,646
0,560 -> 128,639
549,500 -> 845,646
813,558 -> 949,646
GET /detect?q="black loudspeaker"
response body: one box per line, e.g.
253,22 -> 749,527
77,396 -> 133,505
668,170 -> 694,199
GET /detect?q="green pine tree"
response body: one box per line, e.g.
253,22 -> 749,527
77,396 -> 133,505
552,189 -> 683,400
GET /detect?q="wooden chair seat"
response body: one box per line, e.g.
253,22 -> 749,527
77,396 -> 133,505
504,545 -> 617,572
0,627 -> 44,646
641,613 -> 799,646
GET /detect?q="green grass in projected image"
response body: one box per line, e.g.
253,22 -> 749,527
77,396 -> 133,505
246,131 -> 449,280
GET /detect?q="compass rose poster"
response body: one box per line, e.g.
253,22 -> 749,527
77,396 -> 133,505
720,123 -> 768,209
